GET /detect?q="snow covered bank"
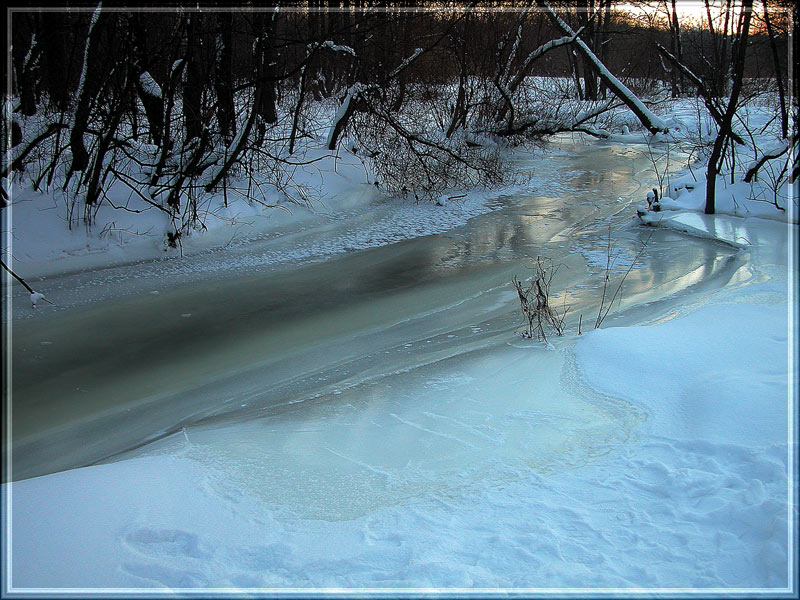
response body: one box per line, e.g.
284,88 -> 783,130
576,304 -> 789,445
628,98 -> 797,227
4,147 -> 541,283
570,297 -> 793,589
3,150 -> 373,279
638,167 -> 798,228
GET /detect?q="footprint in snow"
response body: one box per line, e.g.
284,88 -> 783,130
233,543 -> 292,570
122,562 -> 210,588
124,528 -> 211,559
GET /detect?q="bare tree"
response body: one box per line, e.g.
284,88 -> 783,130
761,0 -> 789,139
703,0 -> 753,214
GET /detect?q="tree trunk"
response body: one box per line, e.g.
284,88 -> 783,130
289,66 -> 309,155
11,13 -> 38,116
763,0 -> 788,139
253,12 -> 279,145
670,0 -> 684,96
446,42 -> 469,138
578,0 -> 598,101
70,7 -> 108,175
705,0 -> 752,214
40,12 -> 71,112
184,13 -> 207,143
131,14 -> 165,147
214,13 -> 236,141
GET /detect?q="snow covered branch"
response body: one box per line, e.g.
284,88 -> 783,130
743,140 -> 791,183
655,43 -> 744,145
1,259 -> 52,308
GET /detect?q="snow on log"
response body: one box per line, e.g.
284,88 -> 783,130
326,84 -> 365,151
311,41 -> 357,56
539,1 -> 668,134
138,71 -> 162,99
389,48 -> 423,79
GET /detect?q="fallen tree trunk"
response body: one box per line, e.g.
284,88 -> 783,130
539,1 -> 668,135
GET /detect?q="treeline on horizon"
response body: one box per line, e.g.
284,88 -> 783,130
8,1 -> 793,121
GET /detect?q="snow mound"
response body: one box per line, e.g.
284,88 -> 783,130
574,303 -> 788,446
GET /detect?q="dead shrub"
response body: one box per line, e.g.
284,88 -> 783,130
512,257 -> 566,342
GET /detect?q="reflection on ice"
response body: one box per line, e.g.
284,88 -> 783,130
651,210 -> 790,266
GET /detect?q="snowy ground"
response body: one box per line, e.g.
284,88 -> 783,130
5,218 -> 794,590
2,99 -> 797,593
5,207 -> 797,593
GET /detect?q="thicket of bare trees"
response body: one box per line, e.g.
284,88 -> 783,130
651,0 -> 796,212
2,1 -> 793,241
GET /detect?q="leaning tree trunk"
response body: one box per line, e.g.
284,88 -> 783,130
541,1 -> 667,134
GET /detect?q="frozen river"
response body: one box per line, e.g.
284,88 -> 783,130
7,138 -> 745,493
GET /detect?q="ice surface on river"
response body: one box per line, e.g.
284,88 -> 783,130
130,343 -> 643,521
9,139 -> 679,481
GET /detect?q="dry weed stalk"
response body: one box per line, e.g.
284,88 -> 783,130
512,257 -> 567,342
595,226 -> 657,329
